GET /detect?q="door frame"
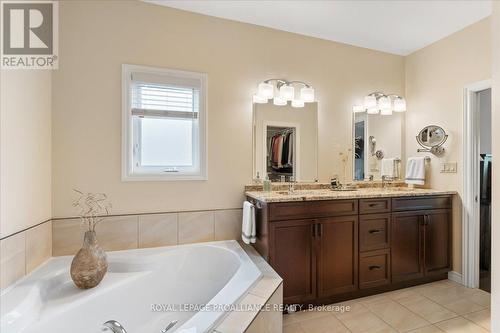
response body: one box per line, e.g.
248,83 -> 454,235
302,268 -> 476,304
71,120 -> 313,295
462,79 -> 492,288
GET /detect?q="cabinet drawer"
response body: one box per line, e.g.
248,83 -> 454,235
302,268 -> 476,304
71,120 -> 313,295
360,198 -> 391,214
359,214 -> 390,252
269,200 -> 358,221
392,196 -> 452,212
359,249 -> 391,289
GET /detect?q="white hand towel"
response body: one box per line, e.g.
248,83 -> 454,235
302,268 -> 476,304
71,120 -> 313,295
381,158 -> 396,178
242,201 -> 256,244
405,157 -> 426,185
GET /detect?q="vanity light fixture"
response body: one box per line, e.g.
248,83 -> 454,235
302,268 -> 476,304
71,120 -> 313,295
393,97 -> 407,112
253,78 -> 315,108
273,96 -> 287,106
253,94 -> 268,104
300,86 -> 315,102
279,85 -> 295,101
258,82 -> 274,99
291,99 -> 305,108
363,95 -> 377,109
380,108 -> 393,116
353,92 -> 407,115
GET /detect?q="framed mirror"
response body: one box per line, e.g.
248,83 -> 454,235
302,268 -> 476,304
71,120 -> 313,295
253,102 -> 318,182
352,112 -> 404,181
416,125 -> 448,148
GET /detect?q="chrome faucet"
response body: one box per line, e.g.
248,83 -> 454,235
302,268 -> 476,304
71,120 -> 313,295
161,320 -> 178,333
381,175 -> 394,189
102,320 -> 127,333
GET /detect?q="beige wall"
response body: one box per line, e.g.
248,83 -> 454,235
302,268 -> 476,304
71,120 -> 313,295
405,18 -> 492,273
0,70 -> 52,238
52,1 -> 404,218
490,2 -> 499,331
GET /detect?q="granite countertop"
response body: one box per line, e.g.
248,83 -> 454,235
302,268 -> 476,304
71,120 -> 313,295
245,187 -> 457,203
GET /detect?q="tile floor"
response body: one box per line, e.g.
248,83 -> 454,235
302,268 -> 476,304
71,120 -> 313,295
284,280 -> 491,333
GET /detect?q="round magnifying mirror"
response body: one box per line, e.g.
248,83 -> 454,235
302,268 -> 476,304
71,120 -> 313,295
416,125 -> 447,148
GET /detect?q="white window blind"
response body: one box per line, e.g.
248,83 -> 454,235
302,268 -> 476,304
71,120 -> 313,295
131,82 -> 199,119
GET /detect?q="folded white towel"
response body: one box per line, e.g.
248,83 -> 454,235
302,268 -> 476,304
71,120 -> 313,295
405,157 -> 426,185
381,158 -> 396,178
242,201 -> 256,244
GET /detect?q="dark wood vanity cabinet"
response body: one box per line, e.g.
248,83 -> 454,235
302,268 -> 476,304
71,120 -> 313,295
316,216 -> 358,298
391,210 -> 452,282
269,219 -> 317,303
268,210 -> 358,304
250,195 -> 452,305
391,212 -> 425,282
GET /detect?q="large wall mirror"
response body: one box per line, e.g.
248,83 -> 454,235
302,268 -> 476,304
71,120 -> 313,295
253,102 -> 318,182
352,112 -> 404,181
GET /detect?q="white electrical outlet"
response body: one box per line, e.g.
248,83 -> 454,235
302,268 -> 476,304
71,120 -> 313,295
440,162 -> 458,173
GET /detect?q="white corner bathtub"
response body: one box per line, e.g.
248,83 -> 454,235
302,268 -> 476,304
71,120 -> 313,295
0,240 -> 262,333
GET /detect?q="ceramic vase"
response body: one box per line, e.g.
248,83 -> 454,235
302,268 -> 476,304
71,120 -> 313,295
70,230 -> 108,289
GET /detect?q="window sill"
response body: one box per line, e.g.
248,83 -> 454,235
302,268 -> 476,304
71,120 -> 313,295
121,173 -> 208,182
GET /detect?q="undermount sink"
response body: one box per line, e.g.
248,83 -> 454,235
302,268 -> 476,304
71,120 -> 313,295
383,187 -> 415,192
331,187 -> 358,192
274,190 -> 321,195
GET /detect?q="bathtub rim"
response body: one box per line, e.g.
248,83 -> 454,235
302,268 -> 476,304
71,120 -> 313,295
0,240 -> 267,333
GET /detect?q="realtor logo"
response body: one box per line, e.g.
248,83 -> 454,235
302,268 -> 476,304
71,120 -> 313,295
1,1 -> 58,69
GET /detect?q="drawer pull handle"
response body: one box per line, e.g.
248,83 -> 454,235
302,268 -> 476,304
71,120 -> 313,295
369,229 -> 382,234
368,203 -> 379,207
369,265 -> 382,271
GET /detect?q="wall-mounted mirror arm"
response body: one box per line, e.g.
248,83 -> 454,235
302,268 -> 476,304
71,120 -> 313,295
416,125 -> 448,156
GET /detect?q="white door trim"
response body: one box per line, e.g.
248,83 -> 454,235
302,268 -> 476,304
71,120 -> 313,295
462,79 -> 492,288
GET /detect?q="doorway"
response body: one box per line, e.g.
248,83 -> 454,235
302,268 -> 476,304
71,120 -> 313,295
478,89 -> 492,292
463,81 -> 492,291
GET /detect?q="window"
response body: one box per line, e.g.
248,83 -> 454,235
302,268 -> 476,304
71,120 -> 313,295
122,65 -> 207,180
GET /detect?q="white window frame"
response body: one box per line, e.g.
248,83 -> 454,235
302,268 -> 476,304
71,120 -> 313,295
122,64 -> 208,181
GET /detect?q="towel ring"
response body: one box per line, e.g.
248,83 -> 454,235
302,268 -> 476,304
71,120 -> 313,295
249,199 -> 262,209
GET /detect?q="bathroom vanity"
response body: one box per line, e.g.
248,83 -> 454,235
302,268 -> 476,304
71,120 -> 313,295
245,187 -> 455,305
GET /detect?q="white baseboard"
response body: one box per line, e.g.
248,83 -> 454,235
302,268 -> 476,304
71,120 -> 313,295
448,271 -> 463,284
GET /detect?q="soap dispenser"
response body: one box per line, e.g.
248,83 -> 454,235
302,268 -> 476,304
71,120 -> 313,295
263,175 -> 272,192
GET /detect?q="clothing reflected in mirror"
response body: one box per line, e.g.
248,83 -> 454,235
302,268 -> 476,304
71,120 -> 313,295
267,126 -> 295,182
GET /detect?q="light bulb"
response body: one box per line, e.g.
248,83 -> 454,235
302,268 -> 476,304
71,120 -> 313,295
364,95 -> 377,109
253,94 -> 268,104
393,97 -> 406,112
279,85 -> 294,101
352,105 -> 365,113
291,99 -> 305,108
300,87 -> 314,102
378,96 -> 391,110
380,108 -> 393,116
367,107 -> 379,115
258,82 -> 274,99
273,96 -> 287,106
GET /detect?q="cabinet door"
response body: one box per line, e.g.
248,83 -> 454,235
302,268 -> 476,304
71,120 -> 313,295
269,219 -> 316,304
391,212 -> 424,282
317,216 -> 358,298
424,209 -> 452,275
